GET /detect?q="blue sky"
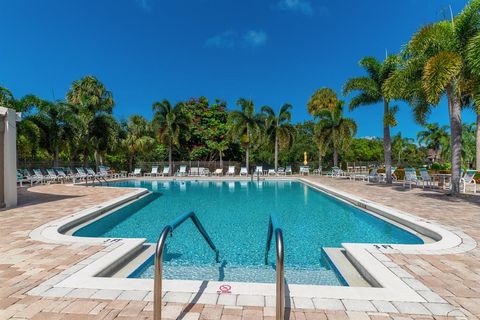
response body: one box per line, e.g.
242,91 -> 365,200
0,0 -> 476,139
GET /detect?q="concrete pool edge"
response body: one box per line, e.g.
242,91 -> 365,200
27,179 -> 474,316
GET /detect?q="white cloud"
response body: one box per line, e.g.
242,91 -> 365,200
205,31 -> 236,48
243,30 -> 267,47
277,0 -> 314,16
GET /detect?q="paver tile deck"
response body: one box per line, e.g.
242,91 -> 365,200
0,178 -> 479,319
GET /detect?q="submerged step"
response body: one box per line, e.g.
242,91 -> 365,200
323,247 -> 370,287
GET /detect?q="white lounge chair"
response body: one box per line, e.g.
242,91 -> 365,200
45,169 -> 60,182
160,166 -> 170,176
33,169 -> 49,184
326,167 -> 342,178
299,166 -> 310,175
240,167 -> 248,176
254,166 -> 263,175
227,166 -> 235,176
313,167 -> 322,175
419,168 -> 435,188
268,169 -> 276,176
460,170 -> 477,193
285,166 -> 293,175
213,168 -> 223,176
403,168 -> 418,189
129,168 -> 142,177
145,166 -> 159,177
277,167 -> 286,175
176,165 -> 187,176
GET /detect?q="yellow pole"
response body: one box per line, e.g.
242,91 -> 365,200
303,152 -> 308,166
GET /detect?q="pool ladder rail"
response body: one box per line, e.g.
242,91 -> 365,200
153,211 -> 285,320
153,211 -> 219,320
265,212 -> 285,320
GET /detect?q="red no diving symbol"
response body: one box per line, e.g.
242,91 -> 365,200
217,284 -> 232,294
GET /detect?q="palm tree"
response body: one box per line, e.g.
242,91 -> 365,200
384,0 -> 480,193
152,99 -> 191,175
123,115 -> 156,171
229,98 -> 262,172
343,55 -> 399,183
307,88 -> 338,116
315,102 -> 357,167
466,19 -> 480,170
66,76 -> 115,166
28,97 -> 75,167
261,104 -> 295,171
391,133 -> 414,165
417,123 -> 449,163
312,127 -> 327,170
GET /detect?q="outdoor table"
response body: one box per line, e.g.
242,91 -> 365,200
432,173 -> 451,190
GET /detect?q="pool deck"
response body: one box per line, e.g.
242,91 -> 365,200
0,177 -> 480,319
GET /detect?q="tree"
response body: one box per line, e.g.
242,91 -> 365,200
66,76 -> 115,166
152,99 -> 191,175
229,98 -> 262,172
417,123 -> 449,163
315,102 -> 357,167
385,0 -> 480,193
27,97 -> 75,167
261,104 -> 295,171
122,115 -> 155,171
343,55 -> 399,183
391,133 -> 415,165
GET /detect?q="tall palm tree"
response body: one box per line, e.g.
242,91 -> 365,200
315,102 -> 357,167
417,123 -> 449,163
229,98 -> 262,172
66,76 -> 115,166
343,55 -> 399,183
123,115 -> 156,171
392,133 -> 415,165
312,127 -> 327,170
261,104 -> 295,171
152,99 -> 191,175
384,0 -> 480,193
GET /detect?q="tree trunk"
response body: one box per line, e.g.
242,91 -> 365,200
128,154 -> 134,172
318,149 -> 322,170
219,151 -> 223,168
94,150 -> 101,169
384,100 -> 392,184
476,111 -> 480,170
274,134 -> 278,171
447,86 -> 462,194
83,150 -> 88,167
168,140 -> 173,176
53,146 -> 59,168
333,148 -> 338,167
246,144 -> 250,172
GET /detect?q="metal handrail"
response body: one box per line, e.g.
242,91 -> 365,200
265,212 -> 285,320
154,211 -> 219,320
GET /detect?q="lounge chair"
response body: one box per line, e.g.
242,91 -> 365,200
160,166 -> 170,176
86,168 -> 100,178
213,168 -> 223,176
33,169 -> 49,184
460,170 -> 477,193
285,166 -> 293,175
98,166 -> 114,179
46,169 -> 63,183
145,166 -> 159,177
129,168 -> 142,177
299,166 -> 310,175
312,167 -> 322,175
239,167 -> 248,176
326,167 -> 342,178
277,167 -> 286,175
268,169 -> 276,176
227,166 -> 235,176
254,166 -> 263,176
419,168 -> 435,188
403,168 -> 419,189
17,170 -> 32,187
176,165 -> 187,176
56,169 -> 72,182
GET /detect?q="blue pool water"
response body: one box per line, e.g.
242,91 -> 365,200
74,180 -> 423,285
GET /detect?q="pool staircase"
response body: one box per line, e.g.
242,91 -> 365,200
153,211 -> 286,320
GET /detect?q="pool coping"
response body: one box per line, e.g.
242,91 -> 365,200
27,179 -> 475,316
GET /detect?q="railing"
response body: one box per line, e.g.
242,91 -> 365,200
154,212 -> 219,320
265,212 -> 285,320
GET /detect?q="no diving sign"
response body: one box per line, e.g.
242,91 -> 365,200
217,284 -> 232,294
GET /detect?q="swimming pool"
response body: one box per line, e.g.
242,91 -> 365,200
74,180 -> 423,286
